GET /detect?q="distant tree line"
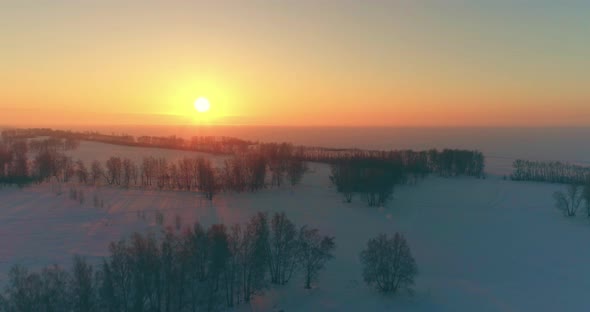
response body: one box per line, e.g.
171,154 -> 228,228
29,137 -> 80,152
304,148 -> 484,177
511,159 -> 590,184
0,137 -> 308,200
2,128 -> 254,155
329,149 -> 485,206
0,212 -> 335,312
3,129 -> 485,177
85,145 -> 307,200
2,129 -> 484,208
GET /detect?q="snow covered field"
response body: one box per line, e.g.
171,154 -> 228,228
66,140 -> 231,167
1,141 -> 589,311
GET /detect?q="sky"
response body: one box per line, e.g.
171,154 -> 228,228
1,0 -> 589,127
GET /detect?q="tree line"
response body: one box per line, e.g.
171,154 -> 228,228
2,129 -> 484,209
303,148 -> 484,177
511,159 -> 590,184
0,216 -> 420,311
2,128 -> 254,155
329,149 -> 485,206
0,138 -> 308,200
83,146 -> 306,200
0,212 -> 336,312
2,129 -> 485,188
3,129 -> 485,178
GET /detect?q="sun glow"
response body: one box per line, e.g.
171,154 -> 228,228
194,97 -> 210,113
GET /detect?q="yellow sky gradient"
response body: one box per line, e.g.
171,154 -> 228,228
1,1 -> 589,127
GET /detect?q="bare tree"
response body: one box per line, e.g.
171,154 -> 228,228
287,159 -> 307,186
360,232 -> 417,294
223,224 -> 243,307
330,161 -> 356,203
8,141 -> 30,185
70,255 -> 96,312
155,157 -> 169,189
268,212 -> 299,285
297,226 -> 335,289
41,264 -> 71,311
62,156 -> 75,183
76,160 -> 89,184
105,157 -> 123,186
240,213 -> 270,302
554,184 -> 584,217
205,224 -> 230,311
178,157 -> 196,190
107,240 -> 133,312
121,158 -> 137,188
245,154 -> 267,192
91,160 -> 104,185
141,157 -> 157,187
197,157 -> 220,200
4,265 -> 43,311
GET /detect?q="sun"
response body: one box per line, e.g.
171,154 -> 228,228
194,97 -> 210,113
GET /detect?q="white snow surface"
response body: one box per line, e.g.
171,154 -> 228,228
0,141 -> 589,311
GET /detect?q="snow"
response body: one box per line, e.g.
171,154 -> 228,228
66,140 -> 231,167
1,141 -> 589,311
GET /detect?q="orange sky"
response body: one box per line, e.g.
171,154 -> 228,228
1,1 -> 589,127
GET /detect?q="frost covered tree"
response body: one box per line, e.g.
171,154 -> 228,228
360,232 -> 417,294
554,184 -> 584,217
